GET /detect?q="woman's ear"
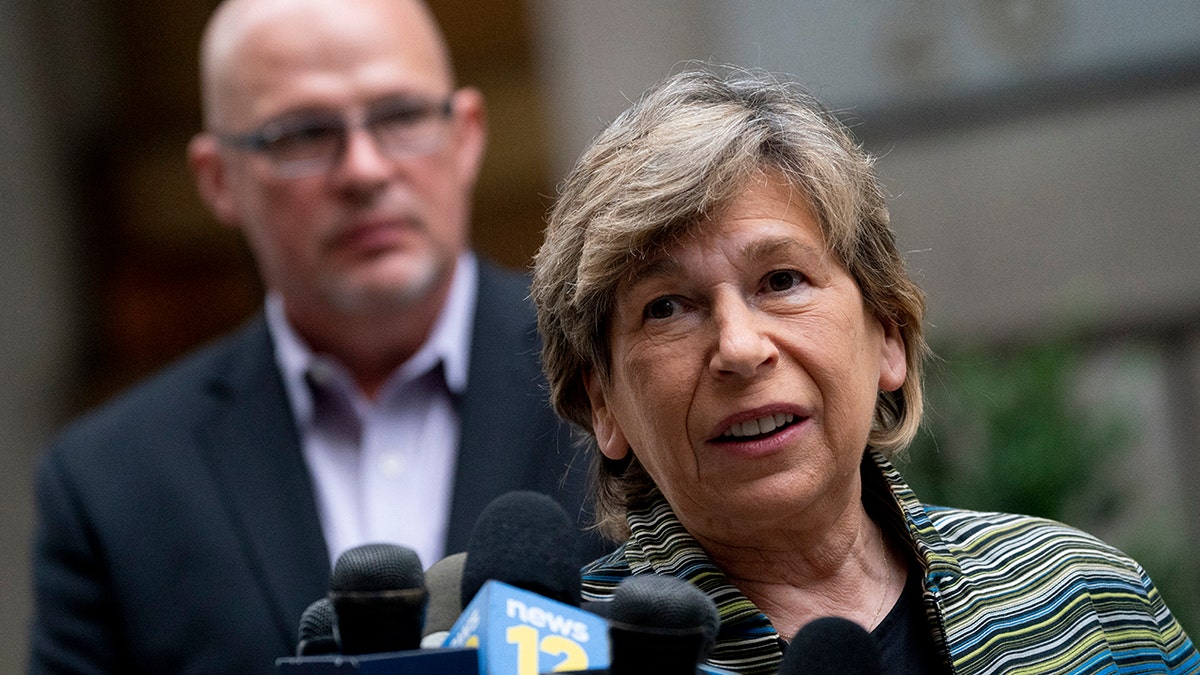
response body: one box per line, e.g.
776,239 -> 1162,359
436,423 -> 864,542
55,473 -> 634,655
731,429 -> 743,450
878,320 -> 907,393
584,371 -> 630,460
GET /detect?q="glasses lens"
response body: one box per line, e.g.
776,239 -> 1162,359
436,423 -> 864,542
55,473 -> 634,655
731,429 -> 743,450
259,114 -> 345,173
232,97 -> 453,176
368,97 -> 451,159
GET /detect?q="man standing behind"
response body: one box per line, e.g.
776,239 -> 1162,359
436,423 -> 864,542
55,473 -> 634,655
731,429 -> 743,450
29,0 -> 592,672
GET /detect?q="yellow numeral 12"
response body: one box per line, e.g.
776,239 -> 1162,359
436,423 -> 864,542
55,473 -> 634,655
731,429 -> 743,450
506,625 -> 589,674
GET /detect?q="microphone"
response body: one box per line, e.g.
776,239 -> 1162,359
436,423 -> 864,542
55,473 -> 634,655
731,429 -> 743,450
421,551 -> 468,648
446,580 -> 608,674
460,491 -> 582,608
328,542 -> 428,655
295,597 -> 338,656
778,616 -> 881,675
444,491 -> 607,673
277,543 -> 477,673
606,575 -> 721,674
568,575 -> 726,675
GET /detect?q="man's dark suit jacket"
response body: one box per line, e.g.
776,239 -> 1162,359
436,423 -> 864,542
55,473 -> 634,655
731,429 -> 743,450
29,261 -> 597,674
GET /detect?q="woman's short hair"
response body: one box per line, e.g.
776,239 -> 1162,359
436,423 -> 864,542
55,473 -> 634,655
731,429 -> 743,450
531,67 -> 928,541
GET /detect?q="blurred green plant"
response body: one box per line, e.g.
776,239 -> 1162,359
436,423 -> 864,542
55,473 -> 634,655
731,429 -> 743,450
900,339 -> 1125,517
896,337 -> 1197,632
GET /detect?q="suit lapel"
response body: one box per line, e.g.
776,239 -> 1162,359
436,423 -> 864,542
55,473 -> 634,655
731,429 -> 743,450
194,318 -> 331,646
445,263 -> 547,552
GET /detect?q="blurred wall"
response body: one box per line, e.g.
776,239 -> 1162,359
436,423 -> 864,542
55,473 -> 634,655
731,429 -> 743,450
1,2 -> 93,673
2,0 -> 1198,670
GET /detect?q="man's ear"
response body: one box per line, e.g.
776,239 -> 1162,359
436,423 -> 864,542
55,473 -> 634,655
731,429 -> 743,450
448,87 -> 487,189
188,133 -> 241,228
584,371 -> 629,460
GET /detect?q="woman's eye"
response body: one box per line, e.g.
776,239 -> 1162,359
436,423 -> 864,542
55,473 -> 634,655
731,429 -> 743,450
644,297 -> 678,320
766,270 -> 803,292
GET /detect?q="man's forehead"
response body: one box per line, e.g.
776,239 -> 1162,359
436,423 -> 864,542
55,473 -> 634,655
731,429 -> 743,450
220,0 -> 446,70
202,0 -> 451,125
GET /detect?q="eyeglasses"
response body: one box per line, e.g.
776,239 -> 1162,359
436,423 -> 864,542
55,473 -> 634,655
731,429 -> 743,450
216,95 -> 455,178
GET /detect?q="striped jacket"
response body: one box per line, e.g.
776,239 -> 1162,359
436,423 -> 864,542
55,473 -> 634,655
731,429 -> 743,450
581,451 -> 1198,674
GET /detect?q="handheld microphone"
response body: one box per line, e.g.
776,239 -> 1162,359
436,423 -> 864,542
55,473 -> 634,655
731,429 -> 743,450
447,580 -> 608,674
561,573 -> 731,675
460,491 -> 582,608
421,551 -> 468,648
778,616 -> 881,675
328,542 -> 428,655
296,597 -> 338,656
605,575 -> 721,675
277,543 -> 477,674
442,491 -> 605,673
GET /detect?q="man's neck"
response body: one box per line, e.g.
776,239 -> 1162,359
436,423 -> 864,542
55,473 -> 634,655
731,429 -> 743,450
284,285 -> 453,400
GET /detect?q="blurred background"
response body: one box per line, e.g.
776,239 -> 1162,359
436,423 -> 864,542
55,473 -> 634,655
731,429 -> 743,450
2,0 -> 1197,670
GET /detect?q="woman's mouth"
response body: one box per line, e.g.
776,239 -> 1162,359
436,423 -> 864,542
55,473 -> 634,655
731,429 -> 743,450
719,412 -> 797,440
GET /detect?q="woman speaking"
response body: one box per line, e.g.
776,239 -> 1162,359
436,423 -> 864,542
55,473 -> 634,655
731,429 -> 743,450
530,67 -> 1197,674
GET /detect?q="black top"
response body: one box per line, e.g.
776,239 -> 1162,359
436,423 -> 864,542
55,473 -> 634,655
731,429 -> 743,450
871,564 -> 947,674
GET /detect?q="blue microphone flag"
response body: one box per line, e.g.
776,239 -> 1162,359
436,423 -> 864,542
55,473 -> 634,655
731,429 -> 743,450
444,580 -> 609,675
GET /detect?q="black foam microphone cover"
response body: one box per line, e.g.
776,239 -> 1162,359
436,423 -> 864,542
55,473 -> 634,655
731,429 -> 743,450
460,491 -> 582,607
296,597 -> 339,656
606,575 -> 721,675
328,543 -> 428,655
779,616 -> 881,675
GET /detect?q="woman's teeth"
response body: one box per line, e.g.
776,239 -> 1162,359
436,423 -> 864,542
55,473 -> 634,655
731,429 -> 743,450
723,413 -> 796,438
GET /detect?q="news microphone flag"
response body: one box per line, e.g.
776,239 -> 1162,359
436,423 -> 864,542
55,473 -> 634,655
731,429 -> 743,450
444,580 -> 608,675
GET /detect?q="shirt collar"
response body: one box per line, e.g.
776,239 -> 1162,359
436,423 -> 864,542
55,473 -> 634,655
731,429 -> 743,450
266,252 -> 478,419
389,251 -> 477,397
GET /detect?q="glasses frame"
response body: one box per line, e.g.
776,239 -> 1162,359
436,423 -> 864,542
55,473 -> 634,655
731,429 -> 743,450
215,95 -> 455,178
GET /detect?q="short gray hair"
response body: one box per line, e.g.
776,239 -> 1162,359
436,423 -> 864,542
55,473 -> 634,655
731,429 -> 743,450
531,67 -> 928,540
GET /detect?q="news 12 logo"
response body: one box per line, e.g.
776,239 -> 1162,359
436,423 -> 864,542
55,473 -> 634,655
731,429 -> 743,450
445,580 -> 610,674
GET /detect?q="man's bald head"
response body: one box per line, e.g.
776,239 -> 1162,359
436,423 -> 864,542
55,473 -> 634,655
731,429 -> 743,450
198,0 -> 455,129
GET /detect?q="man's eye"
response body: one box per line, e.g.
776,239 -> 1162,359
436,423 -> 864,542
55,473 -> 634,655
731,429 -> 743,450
372,105 -> 427,127
271,124 -> 340,145
766,270 -> 802,292
644,297 -> 678,320
261,121 -> 343,157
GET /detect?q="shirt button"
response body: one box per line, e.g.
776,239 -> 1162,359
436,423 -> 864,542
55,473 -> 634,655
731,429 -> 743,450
380,454 -> 406,477
309,361 -> 336,384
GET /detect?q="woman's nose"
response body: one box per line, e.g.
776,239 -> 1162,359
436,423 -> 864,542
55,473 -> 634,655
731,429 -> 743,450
709,298 -> 778,378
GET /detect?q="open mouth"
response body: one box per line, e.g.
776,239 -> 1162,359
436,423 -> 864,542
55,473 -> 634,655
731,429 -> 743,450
718,412 -> 798,441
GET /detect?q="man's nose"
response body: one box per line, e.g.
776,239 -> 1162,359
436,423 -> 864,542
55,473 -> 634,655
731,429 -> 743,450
332,125 -> 392,188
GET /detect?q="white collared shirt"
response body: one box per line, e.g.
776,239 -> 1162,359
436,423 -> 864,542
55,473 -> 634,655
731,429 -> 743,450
267,253 -> 478,568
